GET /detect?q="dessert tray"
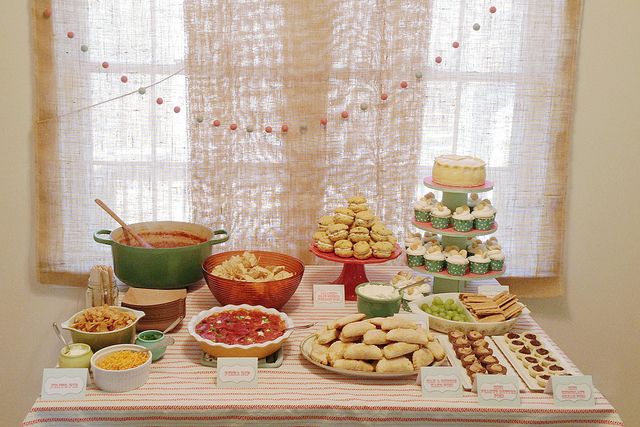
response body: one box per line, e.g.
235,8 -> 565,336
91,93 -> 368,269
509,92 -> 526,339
300,334 -> 448,379
436,334 -> 525,391
493,334 -> 577,392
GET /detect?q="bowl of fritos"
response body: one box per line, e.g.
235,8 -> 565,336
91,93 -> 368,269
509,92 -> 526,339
202,251 -> 304,309
61,305 -> 145,351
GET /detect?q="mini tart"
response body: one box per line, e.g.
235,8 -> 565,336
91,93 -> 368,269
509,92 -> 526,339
486,364 -> 507,375
471,339 -> 489,349
466,331 -> 484,341
534,348 -> 552,359
461,354 -> 477,367
451,337 -> 469,349
507,339 -> 526,352
536,374 -> 551,387
474,346 -> 493,358
455,346 -> 474,359
546,364 -> 566,375
521,356 -> 540,368
448,330 -> 466,341
528,363 -> 546,377
516,347 -> 533,360
479,355 -> 498,366
522,332 -> 538,342
467,362 -> 486,375
504,332 -> 522,343
540,355 -> 559,367
526,339 -> 543,352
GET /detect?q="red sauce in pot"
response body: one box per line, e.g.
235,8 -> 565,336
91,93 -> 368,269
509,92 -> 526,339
119,231 -> 206,248
194,309 -> 286,345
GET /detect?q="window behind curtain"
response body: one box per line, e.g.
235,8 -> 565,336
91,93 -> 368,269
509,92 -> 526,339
34,0 -> 581,296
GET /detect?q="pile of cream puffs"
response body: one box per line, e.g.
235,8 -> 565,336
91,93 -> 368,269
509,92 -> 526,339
313,196 -> 397,259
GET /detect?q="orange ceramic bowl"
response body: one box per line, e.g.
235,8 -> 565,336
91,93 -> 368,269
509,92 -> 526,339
202,251 -> 304,309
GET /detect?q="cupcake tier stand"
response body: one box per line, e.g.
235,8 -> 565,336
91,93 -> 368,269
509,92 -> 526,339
411,177 -> 503,294
309,244 -> 403,301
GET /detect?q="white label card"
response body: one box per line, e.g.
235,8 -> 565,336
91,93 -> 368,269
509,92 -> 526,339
313,284 -> 345,308
217,358 -> 259,388
473,374 -> 521,407
419,367 -> 464,398
546,375 -> 595,407
41,368 -> 87,400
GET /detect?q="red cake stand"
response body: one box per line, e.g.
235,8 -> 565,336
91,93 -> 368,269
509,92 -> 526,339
309,243 -> 403,301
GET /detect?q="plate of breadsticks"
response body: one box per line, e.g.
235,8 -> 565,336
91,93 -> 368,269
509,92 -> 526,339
300,313 -> 449,378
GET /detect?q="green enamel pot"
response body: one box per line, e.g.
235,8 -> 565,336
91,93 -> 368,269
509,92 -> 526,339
94,221 -> 229,289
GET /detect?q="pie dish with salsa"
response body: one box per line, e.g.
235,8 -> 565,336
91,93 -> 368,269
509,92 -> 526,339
188,304 -> 294,358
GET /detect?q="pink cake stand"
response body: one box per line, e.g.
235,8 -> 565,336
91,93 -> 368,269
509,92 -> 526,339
309,243 -> 403,301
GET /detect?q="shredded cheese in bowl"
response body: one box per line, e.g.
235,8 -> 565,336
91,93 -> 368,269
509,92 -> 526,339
96,350 -> 149,370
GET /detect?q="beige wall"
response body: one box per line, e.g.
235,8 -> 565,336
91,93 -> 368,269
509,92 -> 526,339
1,1 -> 638,425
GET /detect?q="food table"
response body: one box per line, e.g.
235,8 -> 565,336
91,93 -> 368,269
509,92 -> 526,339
23,266 -> 623,426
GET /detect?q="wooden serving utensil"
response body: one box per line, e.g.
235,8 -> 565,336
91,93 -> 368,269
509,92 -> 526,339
94,199 -> 153,248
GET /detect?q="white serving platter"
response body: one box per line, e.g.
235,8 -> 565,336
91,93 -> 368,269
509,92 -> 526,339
492,335 -> 576,392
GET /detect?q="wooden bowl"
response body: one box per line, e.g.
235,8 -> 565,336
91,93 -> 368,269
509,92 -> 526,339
202,251 -> 304,309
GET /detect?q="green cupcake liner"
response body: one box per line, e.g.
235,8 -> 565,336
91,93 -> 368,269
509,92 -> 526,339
446,262 -> 467,276
407,254 -> 425,267
490,259 -> 504,271
470,261 -> 490,274
414,209 -> 431,223
425,259 -> 445,272
431,216 -> 450,229
452,218 -> 474,232
474,217 -> 494,230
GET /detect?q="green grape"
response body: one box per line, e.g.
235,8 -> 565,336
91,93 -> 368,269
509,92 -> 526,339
433,297 -> 443,306
452,315 -> 463,322
456,306 -> 465,314
420,303 -> 429,312
445,298 -> 455,306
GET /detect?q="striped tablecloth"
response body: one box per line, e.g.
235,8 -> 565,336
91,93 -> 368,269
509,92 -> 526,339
24,266 -> 623,426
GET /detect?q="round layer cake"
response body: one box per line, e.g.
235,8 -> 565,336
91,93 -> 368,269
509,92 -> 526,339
432,155 -> 486,187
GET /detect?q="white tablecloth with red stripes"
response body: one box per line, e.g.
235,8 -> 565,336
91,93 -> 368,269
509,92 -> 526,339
23,266 -> 623,426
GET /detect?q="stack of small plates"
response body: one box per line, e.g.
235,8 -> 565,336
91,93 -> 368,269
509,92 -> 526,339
121,288 -> 186,332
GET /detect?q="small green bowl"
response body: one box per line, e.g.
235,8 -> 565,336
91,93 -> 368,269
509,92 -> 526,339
135,330 -> 168,361
355,282 -> 401,318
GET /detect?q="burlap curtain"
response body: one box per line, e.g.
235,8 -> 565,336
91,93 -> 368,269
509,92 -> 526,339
34,0 -> 581,296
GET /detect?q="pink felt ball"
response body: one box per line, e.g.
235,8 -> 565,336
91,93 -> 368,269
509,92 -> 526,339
156,97 -> 164,105
435,56 -> 442,64
452,41 -> 460,48
400,81 -> 408,89
43,8 -> 52,18
213,119 -> 221,127
67,31 -> 74,39
381,93 -> 389,101
173,106 -> 181,113
102,62 -> 109,69
341,111 -> 349,119
490,6 -> 497,13
265,126 -> 272,133
230,123 -> 237,130
120,75 -> 128,83
281,124 -> 289,132
320,117 -> 327,126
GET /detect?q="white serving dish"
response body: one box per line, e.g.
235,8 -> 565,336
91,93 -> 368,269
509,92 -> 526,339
492,335 -> 576,392
188,304 -> 294,358
436,334 -> 526,391
408,293 -> 520,336
90,344 -> 152,392
300,335 -> 448,378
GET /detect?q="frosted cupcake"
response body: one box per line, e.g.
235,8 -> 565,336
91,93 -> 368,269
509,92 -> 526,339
406,243 -> 426,267
452,205 -> 474,232
467,240 -> 487,258
467,193 -> 480,209
446,254 -> 469,276
443,246 -> 464,258
487,249 -> 505,271
413,199 -> 432,222
472,201 -> 495,230
404,232 -> 422,248
424,246 -> 446,272
422,232 -> 440,246
468,253 -> 491,274
430,203 -> 451,229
